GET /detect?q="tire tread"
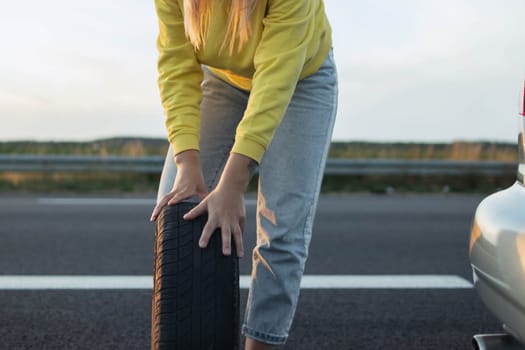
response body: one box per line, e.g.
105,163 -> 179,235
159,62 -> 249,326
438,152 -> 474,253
150,202 -> 240,350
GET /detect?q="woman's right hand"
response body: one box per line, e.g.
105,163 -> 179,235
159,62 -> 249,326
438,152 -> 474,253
150,150 -> 208,222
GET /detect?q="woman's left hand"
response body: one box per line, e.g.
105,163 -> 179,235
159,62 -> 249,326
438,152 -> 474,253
182,153 -> 255,258
183,183 -> 246,258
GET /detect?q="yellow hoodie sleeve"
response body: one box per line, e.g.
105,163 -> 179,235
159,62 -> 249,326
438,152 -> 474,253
231,0 -> 315,162
155,0 -> 203,156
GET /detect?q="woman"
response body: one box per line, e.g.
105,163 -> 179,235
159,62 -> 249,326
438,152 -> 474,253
150,0 -> 338,348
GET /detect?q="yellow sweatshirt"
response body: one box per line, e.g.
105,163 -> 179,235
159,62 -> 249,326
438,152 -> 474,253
155,0 -> 332,162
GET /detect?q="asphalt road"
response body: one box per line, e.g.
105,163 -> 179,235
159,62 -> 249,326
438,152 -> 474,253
0,193 -> 505,349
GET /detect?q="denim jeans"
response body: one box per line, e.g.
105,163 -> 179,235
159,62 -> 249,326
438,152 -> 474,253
157,50 -> 338,345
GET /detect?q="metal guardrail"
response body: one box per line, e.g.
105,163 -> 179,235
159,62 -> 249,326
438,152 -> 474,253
325,158 -> 517,176
0,154 -> 165,174
0,154 -> 518,176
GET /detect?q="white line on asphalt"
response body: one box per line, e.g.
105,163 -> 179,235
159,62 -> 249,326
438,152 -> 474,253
38,198 -> 258,206
298,275 -> 473,289
38,198 -> 156,205
0,275 -> 473,290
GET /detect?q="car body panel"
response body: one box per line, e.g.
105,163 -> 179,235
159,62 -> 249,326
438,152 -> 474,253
470,182 -> 525,344
470,81 -> 525,346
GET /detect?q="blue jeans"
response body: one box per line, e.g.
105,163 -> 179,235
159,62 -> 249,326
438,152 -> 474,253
157,50 -> 338,345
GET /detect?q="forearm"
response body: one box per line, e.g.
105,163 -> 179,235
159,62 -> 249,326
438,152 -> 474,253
217,153 -> 255,193
175,149 -> 254,194
173,149 -> 204,185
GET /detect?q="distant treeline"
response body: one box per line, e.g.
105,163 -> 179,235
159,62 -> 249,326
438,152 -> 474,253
0,138 -> 170,157
0,137 -> 518,161
329,141 -> 517,161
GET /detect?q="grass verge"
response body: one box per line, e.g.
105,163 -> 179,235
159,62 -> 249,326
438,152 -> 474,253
0,172 -> 516,194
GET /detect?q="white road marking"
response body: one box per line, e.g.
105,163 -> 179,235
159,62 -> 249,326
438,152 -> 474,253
38,198 -> 156,206
38,198 -> 258,206
297,275 -> 473,289
0,275 -> 472,290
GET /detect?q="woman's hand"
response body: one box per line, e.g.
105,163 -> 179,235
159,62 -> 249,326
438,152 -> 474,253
150,150 -> 208,222
183,184 -> 246,257
183,153 -> 254,258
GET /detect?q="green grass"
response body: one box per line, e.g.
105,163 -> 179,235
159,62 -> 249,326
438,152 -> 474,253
0,172 -> 516,194
0,138 -> 519,161
0,138 -> 519,194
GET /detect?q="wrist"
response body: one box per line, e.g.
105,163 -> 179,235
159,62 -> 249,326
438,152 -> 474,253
174,149 -> 200,168
217,153 -> 253,192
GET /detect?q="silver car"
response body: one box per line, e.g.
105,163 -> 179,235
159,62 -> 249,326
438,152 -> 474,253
470,81 -> 525,350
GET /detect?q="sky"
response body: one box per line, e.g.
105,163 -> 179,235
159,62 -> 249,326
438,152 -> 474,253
1,0 -> 524,143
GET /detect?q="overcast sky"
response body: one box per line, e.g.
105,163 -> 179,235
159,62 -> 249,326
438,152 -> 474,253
1,0 -> 524,143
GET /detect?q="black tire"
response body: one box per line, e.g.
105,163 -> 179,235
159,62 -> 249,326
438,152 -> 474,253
150,202 -> 240,350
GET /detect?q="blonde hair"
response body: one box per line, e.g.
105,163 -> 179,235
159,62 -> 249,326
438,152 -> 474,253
183,0 -> 255,53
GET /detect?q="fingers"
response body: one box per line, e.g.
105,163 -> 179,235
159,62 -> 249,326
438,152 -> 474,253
183,200 -> 207,220
197,217 -> 230,255
198,220 -> 215,249
150,189 -> 196,222
183,189 -> 245,257
239,215 -> 245,233
220,224 -> 232,256
150,196 -> 169,222
197,219 -> 244,258
232,224 -> 244,258
166,193 -> 186,206
196,187 -> 209,200
149,193 -> 181,222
